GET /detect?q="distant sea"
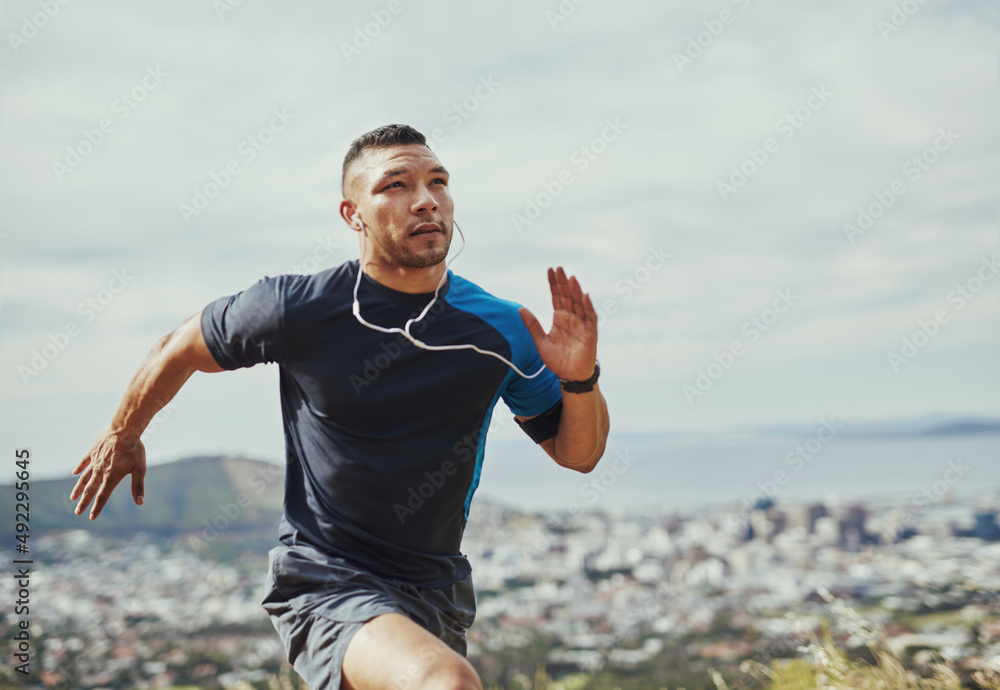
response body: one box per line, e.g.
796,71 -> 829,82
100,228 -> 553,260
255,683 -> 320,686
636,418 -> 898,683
474,435 -> 1000,515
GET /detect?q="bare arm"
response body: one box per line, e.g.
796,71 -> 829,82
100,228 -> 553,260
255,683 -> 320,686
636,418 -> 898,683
516,380 -> 609,473
70,309 -> 224,520
517,267 -> 610,473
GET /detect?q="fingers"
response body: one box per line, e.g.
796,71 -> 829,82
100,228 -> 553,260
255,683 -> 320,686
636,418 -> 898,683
550,266 -> 578,315
566,274 -> 584,317
70,467 -> 92,502
71,448 -> 96,507
72,458 -> 105,515
548,267 -> 565,313
89,473 -> 122,520
518,306 -> 546,343
550,266 -> 591,321
130,469 -> 145,506
73,469 -> 101,516
72,452 -> 92,475
73,480 -> 93,515
72,433 -> 147,519
582,292 -> 597,328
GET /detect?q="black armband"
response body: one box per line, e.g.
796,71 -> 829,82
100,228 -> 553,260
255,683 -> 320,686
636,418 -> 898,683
514,399 -> 563,444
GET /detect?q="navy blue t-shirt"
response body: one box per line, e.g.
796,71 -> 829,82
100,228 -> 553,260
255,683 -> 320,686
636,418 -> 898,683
201,259 -> 562,587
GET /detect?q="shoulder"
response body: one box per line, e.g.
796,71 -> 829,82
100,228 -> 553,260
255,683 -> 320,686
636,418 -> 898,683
270,259 -> 359,306
446,272 -> 535,352
218,260 -> 358,330
447,271 -> 524,320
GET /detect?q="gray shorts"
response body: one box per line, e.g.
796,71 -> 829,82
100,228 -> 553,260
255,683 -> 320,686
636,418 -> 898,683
260,542 -> 477,690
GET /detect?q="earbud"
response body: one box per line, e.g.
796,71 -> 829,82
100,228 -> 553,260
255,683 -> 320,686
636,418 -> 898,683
352,213 -> 364,231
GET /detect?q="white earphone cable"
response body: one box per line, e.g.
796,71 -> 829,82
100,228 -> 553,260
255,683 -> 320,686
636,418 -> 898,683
351,216 -> 547,379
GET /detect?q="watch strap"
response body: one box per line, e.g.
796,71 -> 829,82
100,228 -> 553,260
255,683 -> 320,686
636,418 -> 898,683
559,361 -> 600,394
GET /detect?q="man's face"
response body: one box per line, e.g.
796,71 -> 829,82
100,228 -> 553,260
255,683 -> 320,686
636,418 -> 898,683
345,144 -> 454,269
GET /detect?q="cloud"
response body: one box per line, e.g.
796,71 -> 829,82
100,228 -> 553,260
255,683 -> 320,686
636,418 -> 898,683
1,0 -> 996,480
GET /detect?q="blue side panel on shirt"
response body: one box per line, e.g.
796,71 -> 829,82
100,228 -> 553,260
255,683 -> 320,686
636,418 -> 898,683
443,271 -> 562,518
463,372 -> 513,520
444,271 -> 561,416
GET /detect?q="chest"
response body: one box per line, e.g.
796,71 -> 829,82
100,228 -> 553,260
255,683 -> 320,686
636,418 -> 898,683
285,300 -> 512,432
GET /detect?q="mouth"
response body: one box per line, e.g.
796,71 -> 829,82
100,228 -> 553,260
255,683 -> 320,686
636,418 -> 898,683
410,223 -> 443,237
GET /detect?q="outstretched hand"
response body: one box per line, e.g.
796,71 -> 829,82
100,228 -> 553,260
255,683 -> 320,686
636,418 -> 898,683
70,430 -> 147,520
518,266 -> 598,382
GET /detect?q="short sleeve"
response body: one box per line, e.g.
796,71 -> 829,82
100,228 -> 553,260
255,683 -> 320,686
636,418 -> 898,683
200,275 -> 287,370
500,322 -> 563,417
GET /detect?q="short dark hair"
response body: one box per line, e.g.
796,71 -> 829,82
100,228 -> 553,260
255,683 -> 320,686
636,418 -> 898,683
342,124 -> 428,193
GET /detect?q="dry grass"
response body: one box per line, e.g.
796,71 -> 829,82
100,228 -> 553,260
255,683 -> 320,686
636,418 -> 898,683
724,587 -> 1000,690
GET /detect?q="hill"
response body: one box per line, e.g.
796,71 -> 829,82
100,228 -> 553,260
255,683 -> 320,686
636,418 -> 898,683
3,455 -> 286,560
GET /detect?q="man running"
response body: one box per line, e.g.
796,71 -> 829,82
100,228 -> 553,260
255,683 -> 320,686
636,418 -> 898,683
70,123 -> 610,690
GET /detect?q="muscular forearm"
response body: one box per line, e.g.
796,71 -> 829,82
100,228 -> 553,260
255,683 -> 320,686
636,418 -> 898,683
552,383 -> 609,472
71,311 -> 222,519
110,335 -> 198,439
110,311 -> 221,439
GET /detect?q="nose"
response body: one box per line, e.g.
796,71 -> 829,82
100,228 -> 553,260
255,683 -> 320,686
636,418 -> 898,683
411,186 -> 439,215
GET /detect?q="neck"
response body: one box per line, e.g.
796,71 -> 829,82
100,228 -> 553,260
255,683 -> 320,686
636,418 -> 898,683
361,260 -> 447,294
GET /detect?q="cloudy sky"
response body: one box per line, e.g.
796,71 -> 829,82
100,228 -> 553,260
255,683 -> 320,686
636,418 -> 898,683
1,0 -> 997,481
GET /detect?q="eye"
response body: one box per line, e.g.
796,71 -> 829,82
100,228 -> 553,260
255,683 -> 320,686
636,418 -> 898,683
382,181 -> 404,190
432,177 -> 448,185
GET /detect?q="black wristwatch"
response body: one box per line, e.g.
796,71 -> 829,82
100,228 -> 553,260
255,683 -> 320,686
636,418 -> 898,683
559,361 -> 600,394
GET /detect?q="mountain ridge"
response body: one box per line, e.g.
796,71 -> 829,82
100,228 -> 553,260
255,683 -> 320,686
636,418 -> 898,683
2,455 -> 285,547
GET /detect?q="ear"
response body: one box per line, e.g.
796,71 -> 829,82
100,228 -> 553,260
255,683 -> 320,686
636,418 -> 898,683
339,200 -> 361,231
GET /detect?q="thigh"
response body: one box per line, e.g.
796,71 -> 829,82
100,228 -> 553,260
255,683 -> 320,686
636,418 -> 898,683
341,612 -> 481,690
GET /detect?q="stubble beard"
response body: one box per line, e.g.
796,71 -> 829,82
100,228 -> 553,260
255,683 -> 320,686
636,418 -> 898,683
383,227 -> 453,269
